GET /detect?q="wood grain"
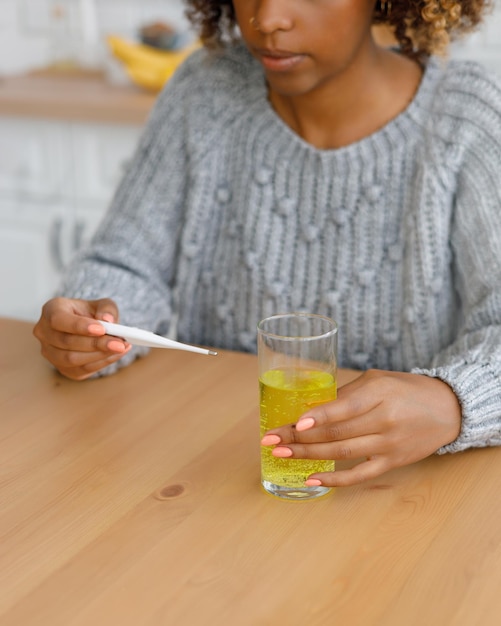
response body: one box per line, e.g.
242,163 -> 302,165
0,318 -> 500,625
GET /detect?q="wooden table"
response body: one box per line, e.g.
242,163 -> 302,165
1,319 -> 500,625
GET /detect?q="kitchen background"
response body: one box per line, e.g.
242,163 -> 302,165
1,0 -> 500,321
0,0 -> 191,75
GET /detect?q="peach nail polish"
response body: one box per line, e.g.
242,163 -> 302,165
305,479 -> 322,487
261,434 -> 281,446
272,447 -> 293,458
296,417 -> 315,432
108,340 -> 126,353
102,313 -> 115,322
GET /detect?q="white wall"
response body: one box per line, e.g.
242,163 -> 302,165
451,1 -> 501,76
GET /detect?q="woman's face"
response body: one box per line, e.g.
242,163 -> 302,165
232,0 -> 377,99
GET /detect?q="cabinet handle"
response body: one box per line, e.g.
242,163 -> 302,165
73,220 -> 85,251
49,217 -> 64,272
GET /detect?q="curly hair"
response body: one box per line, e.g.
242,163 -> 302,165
184,0 -> 491,60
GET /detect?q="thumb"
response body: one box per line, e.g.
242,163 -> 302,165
90,298 -> 120,323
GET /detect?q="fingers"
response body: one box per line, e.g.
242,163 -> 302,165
45,326 -> 126,354
262,389 -> 385,451
54,349 -> 132,381
41,297 -> 116,337
262,373 -> 383,444
35,297 -> 128,353
271,411 -> 379,446
302,372 -> 383,425
41,339 -> 130,368
43,324 -> 100,352
306,457 -> 391,488
33,296 -> 129,380
92,298 -> 120,324
272,433 -> 382,463
260,371 -> 388,447
39,335 -> 132,380
261,398 -> 393,467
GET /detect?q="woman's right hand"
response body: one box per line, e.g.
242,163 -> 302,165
33,297 -> 132,381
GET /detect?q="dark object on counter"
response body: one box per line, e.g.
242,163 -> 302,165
139,21 -> 189,51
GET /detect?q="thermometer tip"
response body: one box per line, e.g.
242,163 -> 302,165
208,350 -> 218,356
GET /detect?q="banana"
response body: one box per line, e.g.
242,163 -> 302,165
107,35 -> 200,92
125,61 -> 176,92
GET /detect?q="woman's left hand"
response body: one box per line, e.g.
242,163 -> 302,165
260,370 -> 462,487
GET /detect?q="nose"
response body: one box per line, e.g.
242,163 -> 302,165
254,0 -> 293,34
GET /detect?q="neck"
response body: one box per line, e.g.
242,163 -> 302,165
268,45 -> 423,150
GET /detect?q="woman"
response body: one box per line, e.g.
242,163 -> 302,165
34,0 -> 501,486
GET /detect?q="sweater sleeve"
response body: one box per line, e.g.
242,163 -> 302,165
58,51 -> 206,374
412,64 -> 501,453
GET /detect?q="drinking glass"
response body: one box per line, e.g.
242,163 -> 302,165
258,313 -> 338,500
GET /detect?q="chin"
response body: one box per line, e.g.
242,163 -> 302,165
266,76 -> 317,99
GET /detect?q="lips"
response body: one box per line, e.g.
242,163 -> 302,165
255,48 -> 305,72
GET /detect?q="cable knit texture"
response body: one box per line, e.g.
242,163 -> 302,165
60,44 -> 501,454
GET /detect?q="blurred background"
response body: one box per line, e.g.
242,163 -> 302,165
1,0 -> 499,77
0,0 -> 500,322
0,0 -> 191,76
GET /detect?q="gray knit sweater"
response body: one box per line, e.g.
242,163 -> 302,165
61,44 -> 501,453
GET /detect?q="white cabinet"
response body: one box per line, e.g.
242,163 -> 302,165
70,124 -> 139,204
0,117 -> 142,321
0,202 -> 63,321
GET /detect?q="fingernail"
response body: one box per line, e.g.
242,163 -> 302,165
102,313 -> 114,322
305,479 -> 322,486
296,417 -> 315,432
272,447 -> 293,458
108,340 -> 126,353
88,324 -> 105,335
261,434 -> 281,446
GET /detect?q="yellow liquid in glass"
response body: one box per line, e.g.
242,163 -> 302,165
260,368 -> 336,490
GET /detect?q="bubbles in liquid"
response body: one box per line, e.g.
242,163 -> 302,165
260,368 -> 336,489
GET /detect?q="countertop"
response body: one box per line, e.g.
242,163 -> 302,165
0,68 -> 156,125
